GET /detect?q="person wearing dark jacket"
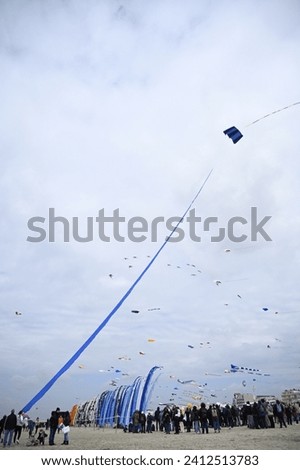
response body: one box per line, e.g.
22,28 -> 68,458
273,400 -> 287,428
0,415 -> 7,443
49,409 -> 59,445
3,409 -> 17,447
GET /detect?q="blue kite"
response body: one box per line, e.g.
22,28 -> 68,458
223,126 -> 243,144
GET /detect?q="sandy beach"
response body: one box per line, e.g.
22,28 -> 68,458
1,424 -> 299,451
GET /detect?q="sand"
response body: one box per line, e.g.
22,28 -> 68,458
1,424 -> 300,450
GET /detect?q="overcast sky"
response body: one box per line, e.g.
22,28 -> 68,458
1,0 -> 300,420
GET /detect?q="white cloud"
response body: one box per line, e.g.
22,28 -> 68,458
0,0 -> 300,419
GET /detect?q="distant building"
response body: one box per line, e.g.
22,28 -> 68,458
256,394 -> 276,404
233,393 -> 255,407
281,389 -> 300,403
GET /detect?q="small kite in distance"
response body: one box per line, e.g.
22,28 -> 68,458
223,126 -> 243,144
15,311 -> 22,315
177,379 -> 196,384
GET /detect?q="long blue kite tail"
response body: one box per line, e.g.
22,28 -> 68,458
22,169 -> 213,413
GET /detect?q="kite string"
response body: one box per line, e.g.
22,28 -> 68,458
245,101 -> 300,127
21,168 -> 214,413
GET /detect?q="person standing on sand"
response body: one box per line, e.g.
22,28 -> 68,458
162,406 -> 171,434
266,402 -> 275,428
154,407 -> 161,431
199,402 -> 209,434
211,404 -> 221,433
0,415 -> 7,443
13,411 -> 24,444
49,409 -> 59,445
191,405 -> 200,434
146,412 -> 153,433
292,402 -> 299,423
173,407 -> 181,434
61,411 -> 71,445
273,400 -> 287,428
3,409 -> 17,448
132,410 -> 140,433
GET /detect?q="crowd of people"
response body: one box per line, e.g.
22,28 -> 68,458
1,399 -> 299,447
125,399 -> 300,435
0,407 -> 70,448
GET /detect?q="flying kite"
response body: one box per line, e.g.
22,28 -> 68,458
214,280 -> 222,286
200,342 -> 211,349
147,338 -> 156,343
230,364 -> 270,376
177,379 -> 196,384
15,311 -> 22,316
224,101 -> 300,143
131,307 -> 160,314
223,127 -> 243,144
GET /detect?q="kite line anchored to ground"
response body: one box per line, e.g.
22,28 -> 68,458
22,169 -> 213,413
